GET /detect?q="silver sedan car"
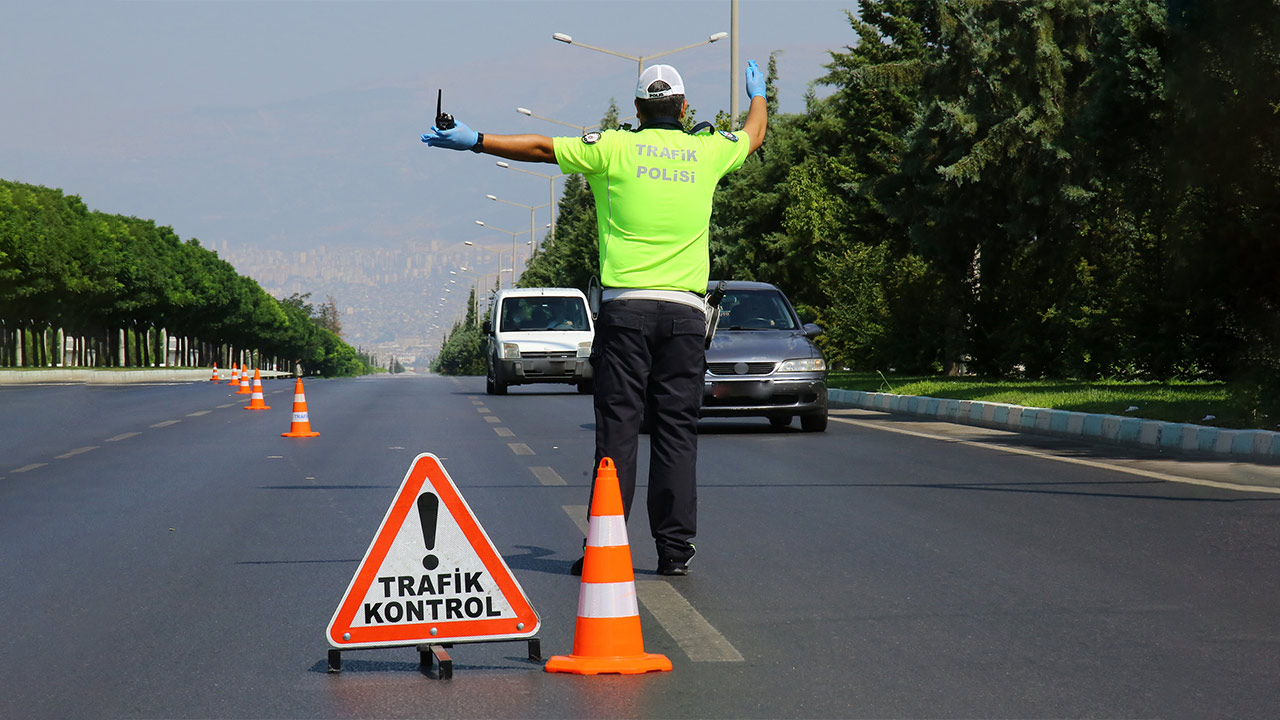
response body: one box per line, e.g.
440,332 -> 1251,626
701,281 -> 828,431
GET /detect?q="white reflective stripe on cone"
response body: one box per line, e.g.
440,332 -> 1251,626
292,412 -> 309,422
586,514 -> 629,548
294,394 -> 305,402
577,581 -> 639,618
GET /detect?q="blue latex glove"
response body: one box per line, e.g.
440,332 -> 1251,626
745,60 -> 766,99
421,121 -> 478,151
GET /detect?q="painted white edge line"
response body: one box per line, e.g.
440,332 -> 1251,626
830,416 -> 1280,496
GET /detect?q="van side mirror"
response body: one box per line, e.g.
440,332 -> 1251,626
482,320 -> 492,335
802,323 -> 823,338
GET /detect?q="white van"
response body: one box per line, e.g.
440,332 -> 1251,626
482,288 -> 594,395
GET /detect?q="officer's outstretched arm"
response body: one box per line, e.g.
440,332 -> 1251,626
422,120 -> 556,164
483,134 -> 557,164
743,60 -> 769,156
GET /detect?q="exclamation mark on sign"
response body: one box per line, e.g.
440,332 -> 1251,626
417,492 -> 440,571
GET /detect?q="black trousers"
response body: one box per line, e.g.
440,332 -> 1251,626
591,299 -> 704,562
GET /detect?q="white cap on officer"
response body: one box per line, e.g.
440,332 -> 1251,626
636,64 -> 685,99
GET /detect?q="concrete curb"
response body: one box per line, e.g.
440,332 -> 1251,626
829,388 -> 1280,464
0,369 -> 293,385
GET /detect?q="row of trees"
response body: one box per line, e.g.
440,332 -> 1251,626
440,0 -> 1277,421
429,287 -> 490,376
0,179 -> 374,376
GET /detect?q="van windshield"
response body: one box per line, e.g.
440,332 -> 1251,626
500,296 -> 590,332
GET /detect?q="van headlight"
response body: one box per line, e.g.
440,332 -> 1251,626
502,342 -> 521,359
577,341 -> 592,358
777,357 -> 826,373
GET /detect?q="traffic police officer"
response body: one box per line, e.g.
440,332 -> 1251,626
424,60 -> 769,576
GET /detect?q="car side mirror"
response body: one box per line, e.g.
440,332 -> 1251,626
482,320 -> 492,335
802,323 -> 823,338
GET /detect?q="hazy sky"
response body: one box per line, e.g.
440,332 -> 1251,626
2,0 -> 859,261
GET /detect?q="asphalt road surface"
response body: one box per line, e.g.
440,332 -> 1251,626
2,374 -> 1279,719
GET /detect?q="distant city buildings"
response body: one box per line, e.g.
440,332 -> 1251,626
218,241 -> 487,370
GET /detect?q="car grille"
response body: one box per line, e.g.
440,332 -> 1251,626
703,393 -> 812,408
520,351 -> 575,359
706,361 -> 776,376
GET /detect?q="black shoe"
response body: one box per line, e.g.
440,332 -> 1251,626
657,545 -> 695,576
570,556 -> 584,576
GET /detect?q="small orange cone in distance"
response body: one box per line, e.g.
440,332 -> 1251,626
545,458 -> 672,675
281,378 -> 319,437
227,363 -> 240,387
210,363 -> 221,382
237,367 -> 252,394
244,368 -> 270,410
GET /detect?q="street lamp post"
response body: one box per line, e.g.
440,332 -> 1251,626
466,235 -> 521,288
496,161 -> 566,240
486,194 -> 550,256
474,222 -> 546,286
552,31 -> 728,77
516,107 -> 638,134
452,267 -> 503,326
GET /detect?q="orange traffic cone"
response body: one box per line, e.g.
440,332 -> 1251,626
227,363 -> 240,387
545,458 -> 671,675
244,368 -> 270,410
237,366 -> 252,394
281,378 -> 319,437
210,363 -> 221,382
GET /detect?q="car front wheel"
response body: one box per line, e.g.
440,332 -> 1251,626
800,411 -> 828,432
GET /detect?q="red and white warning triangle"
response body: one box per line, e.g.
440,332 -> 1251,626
327,453 -> 539,648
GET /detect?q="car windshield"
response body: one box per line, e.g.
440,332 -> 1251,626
716,289 -> 798,331
499,297 -> 589,332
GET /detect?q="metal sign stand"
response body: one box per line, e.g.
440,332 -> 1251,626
327,637 -> 541,679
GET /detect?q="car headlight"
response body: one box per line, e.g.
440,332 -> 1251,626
576,341 -> 592,358
502,342 -> 521,359
777,357 -> 826,372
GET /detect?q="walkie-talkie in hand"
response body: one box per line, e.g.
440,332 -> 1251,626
704,280 -> 728,349
435,89 -> 455,131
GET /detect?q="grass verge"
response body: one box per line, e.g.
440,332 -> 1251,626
827,372 -> 1274,431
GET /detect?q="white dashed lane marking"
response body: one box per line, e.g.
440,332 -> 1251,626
186,410 -> 211,417
55,446 -> 99,459
636,581 -> 744,662
150,420 -> 181,428
508,443 -> 534,456
484,416 -> 501,424
494,427 -> 515,438
105,432 -> 140,442
11,463 -> 47,473
557,505 -> 742,662
530,466 -> 565,486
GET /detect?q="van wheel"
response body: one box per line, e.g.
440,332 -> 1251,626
769,415 -> 792,429
486,361 -> 507,395
800,411 -> 828,432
